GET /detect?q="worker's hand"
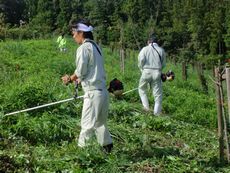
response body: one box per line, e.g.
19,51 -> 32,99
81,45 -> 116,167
76,78 -> 81,84
70,74 -> 78,82
62,74 -> 79,85
61,74 -> 71,85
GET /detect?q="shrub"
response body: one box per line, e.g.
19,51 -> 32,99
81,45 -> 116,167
3,85 -> 54,115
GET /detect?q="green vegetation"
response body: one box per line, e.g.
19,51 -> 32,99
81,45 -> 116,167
0,0 -> 229,172
0,0 -> 229,58
1,39 -> 229,172
1,0 -> 229,95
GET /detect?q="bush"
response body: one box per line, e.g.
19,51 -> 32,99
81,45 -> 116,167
0,28 -> 6,41
3,85 -> 54,115
3,26 -> 52,40
5,27 -> 34,40
8,113 -> 77,144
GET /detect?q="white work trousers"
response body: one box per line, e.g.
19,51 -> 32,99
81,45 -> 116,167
138,69 -> 163,115
78,89 -> 112,147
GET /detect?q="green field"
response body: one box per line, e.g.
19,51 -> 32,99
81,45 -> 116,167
0,39 -> 229,172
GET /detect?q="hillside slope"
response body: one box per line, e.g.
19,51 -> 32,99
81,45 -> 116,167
0,39 -> 229,172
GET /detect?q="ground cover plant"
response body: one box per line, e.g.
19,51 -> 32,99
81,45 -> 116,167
0,39 -> 230,172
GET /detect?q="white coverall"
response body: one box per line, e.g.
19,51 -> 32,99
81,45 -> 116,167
74,39 -> 112,147
138,43 -> 166,115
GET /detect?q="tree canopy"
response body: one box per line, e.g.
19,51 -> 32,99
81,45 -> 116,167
0,0 -> 229,63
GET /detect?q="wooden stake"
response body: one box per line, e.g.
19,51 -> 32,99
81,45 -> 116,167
226,68 -> 230,125
119,21 -> 125,74
220,80 -> 230,163
225,68 -> 230,162
215,67 -> 225,164
120,48 -> 125,74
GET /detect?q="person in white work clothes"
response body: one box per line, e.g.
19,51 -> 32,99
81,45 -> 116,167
61,19 -> 113,153
138,33 -> 166,115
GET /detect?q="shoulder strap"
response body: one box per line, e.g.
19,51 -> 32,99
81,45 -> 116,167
85,40 -> 102,56
151,44 -> 162,65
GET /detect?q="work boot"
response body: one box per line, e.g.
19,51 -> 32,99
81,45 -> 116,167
102,143 -> 113,153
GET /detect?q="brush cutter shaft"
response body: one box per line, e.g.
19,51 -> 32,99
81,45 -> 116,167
4,96 -> 84,116
122,87 -> 139,95
5,83 -> 143,116
122,83 -> 146,95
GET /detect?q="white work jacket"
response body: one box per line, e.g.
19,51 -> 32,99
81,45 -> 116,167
138,43 -> 166,71
74,39 -> 106,92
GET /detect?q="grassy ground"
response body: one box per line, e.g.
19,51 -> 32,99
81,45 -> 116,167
0,39 -> 230,172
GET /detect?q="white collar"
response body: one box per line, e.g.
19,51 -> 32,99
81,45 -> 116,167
149,42 -> 158,46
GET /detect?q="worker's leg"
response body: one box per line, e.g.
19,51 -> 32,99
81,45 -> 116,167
78,91 -> 96,147
94,90 -> 112,147
151,71 -> 163,115
139,70 -> 152,110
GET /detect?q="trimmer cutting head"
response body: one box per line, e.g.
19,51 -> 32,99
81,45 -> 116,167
108,78 -> 124,96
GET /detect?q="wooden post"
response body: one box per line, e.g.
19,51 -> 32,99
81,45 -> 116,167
119,20 -> 125,74
120,48 -> 125,74
225,68 -> 230,163
215,67 -> 225,164
220,79 -> 230,163
226,68 -> 230,125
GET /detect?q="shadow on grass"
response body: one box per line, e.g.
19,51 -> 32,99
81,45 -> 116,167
124,145 -> 230,171
196,156 -> 230,171
0,155 -> 19,173
126,146 -> 180,162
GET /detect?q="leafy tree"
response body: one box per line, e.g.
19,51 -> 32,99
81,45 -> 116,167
70,0 -> 84,23
30,0 -> 55,33
56,0 -> 72,32
187,0 -> 211,93
0,12 -> 7,40
208,0 -> 227,59
0,0 -> 26,26
187,0 -> 210,55
170,0 -> 192,79
0,0 -> 228,66
24,0 -> 37,22
83,0 -> 119,44
225,3 -> 230,57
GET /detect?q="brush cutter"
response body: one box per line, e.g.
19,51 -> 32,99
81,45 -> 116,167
4,81 -> 138,116
4,96 -> 84,116
4,81 -> 81,117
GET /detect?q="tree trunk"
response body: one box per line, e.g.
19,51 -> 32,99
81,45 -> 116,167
173,57 -> 177,65
197,62 -> 208,94
182,61 -> 188,81
191,61 -> 195,71
126,49 -> 130,59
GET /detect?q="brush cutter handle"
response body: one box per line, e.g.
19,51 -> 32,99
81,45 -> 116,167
74,81 -> 79,98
